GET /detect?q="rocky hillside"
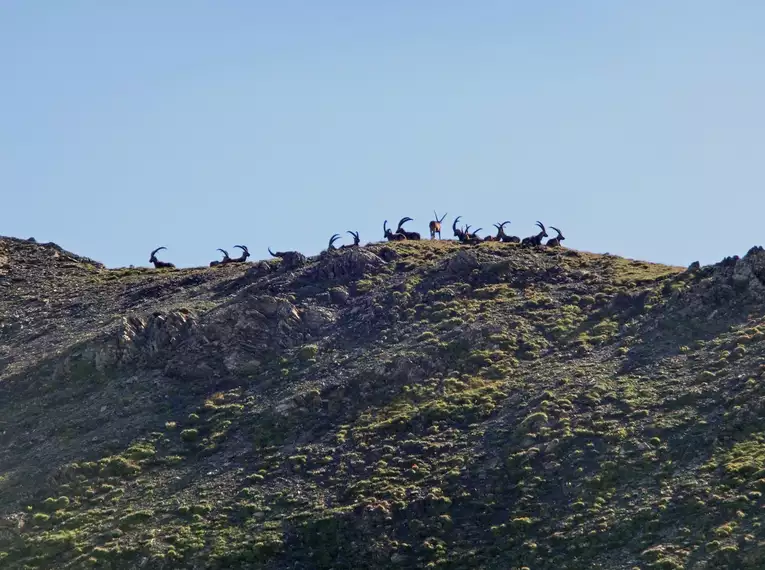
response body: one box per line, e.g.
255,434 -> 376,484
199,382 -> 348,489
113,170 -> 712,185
2,235 -> 765,569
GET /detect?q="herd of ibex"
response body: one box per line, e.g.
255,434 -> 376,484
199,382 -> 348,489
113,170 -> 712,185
147,213 -> 565,269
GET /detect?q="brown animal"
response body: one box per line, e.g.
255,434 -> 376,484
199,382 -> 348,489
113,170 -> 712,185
429,211 -> 447,240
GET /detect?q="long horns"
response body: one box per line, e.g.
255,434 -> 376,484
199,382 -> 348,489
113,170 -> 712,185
549,226 -> 563,238
328,233 -> 341,248
434,210 -> 447,223
150,246 -> 167,257
234,245 -> 249,253
397,217 -> 413,229
535,221 -> 546,232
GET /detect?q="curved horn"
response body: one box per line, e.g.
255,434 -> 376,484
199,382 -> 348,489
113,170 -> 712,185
536,221 -> 546,231
268,247 -> 278,258
501,221 -> 511,228
473,228 -> 483,235
384,220 -> 389,233
150,246 -> 167,257
549,226 -> 563,238
493,223 -> 501,230
453,216 -> 461,231
234,244 -> 248,253
329,233 -> 341,247
217,248 -> 229,258
397,217 -> 409,230
347,230 -> 359,240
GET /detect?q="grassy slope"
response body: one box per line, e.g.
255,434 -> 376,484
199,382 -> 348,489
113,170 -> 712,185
2,236 -> 765,569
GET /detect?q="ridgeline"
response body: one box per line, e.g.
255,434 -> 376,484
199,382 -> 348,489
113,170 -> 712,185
2,235 -> 765,569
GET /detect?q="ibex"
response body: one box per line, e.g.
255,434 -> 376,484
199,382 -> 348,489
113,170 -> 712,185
429,211 -> 447,240
149,247 -> 175,269
452,216 -> 466,241
521,221 -> 548,247
340,231 -> 361,249
496,221 -> 520,243
463,225 -> 483,245
396,217 -> 421,240
546,227 -> 565,247
383,220 -> 406,241
230,245 -> 250,263
209,249 -> 231,267
327,234 -> 341,251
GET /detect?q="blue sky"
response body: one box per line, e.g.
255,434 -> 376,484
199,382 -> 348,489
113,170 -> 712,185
2,1 -> 763,268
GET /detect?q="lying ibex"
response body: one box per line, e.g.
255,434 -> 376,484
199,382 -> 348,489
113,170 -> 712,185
452,216 -> 466,241
546,227 -> 565,247
429,211 -> 447,240
482,222 -> 508,242
521,221 -> 548,247
463,225 -> 483,245
231,245 -> 250,262
268,247 -> 288,258
327,234 -> 341,251
396,217 -> 421,240
384,220 -> 406,241
340,231 -> 360,249
209,248 -> 231,267
149,247 -> 175,269
496,221 -> 520,243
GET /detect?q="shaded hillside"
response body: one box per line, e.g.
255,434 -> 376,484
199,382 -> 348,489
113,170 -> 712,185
3,235 -> 765,569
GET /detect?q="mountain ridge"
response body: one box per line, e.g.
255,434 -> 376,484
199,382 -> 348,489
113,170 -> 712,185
2,235 -> 765,569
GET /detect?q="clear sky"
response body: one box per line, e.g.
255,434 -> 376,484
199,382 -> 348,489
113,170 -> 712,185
2,1 -> 763,269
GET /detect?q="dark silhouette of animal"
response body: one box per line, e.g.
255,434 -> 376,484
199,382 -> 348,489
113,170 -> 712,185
209,249 -> 231,267
452,216 -> 466,241
384,220 -> 406,241
521,222 -> 548,247
340,231 -> 361,249
463,225 -> 483,244
396,217 -> 421,240
149,247 -> 175,269
327,234 -> 341,251
429,211 -> 447,240
546,227 -> 565,247
483,222 -> 508,242
230,245 -> 250,262
495,221 -> 520,243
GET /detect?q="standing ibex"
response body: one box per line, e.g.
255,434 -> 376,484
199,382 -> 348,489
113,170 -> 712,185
383,220 -> 406,241
396,217 -> 421,240
546,227 -> 565,247
149,247 -> 175,269
521,222 -> 548,247
429,211 -> 447,240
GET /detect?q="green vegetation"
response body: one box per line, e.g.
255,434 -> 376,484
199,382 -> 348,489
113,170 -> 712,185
4,235 -> 765,568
